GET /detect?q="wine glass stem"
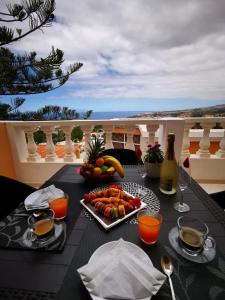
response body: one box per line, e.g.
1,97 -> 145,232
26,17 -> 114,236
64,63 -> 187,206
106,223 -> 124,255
180,189 -> 184,205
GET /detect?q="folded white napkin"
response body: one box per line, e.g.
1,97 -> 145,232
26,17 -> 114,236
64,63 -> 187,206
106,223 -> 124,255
24,185 -> 65,211
78,239 -> 166,300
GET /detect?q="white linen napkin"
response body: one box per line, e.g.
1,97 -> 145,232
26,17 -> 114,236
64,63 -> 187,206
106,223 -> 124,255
78,239 -> 166,300
24,185 -> 65,210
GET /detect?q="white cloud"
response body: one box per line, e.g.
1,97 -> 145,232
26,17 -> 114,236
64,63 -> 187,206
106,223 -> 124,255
2,0 -> 225,101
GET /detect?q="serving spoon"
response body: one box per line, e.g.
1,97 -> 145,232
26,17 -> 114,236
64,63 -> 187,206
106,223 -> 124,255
161,255 -> 176,300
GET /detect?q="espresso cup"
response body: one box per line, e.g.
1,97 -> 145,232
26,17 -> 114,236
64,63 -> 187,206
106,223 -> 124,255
177,216 -> 215,256
27,209 -> 55,242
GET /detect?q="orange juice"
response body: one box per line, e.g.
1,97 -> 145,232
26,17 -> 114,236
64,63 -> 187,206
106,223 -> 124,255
49,197 -> 68,219
138,215 -> 161,244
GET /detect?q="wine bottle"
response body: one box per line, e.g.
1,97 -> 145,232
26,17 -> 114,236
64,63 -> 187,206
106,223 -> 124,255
159,133 -> 178,195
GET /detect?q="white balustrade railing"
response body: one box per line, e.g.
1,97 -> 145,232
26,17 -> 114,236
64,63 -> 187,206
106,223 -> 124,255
4,117 -> 225,185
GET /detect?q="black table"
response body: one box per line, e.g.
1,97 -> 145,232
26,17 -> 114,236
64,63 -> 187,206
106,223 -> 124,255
0,165 -> 225,300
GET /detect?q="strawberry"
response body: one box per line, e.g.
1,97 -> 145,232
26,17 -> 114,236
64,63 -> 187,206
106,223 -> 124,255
128,200 -> 136,209
84,193 -> 96,202
183,157 -> 190,168
132,198 -> 141,208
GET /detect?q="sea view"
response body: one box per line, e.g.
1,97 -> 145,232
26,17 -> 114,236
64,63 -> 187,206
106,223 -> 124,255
86,104 -> 225,119
88,111 -> 150,119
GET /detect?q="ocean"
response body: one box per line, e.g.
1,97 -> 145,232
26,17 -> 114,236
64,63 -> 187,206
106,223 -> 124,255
88,111 -> 151,120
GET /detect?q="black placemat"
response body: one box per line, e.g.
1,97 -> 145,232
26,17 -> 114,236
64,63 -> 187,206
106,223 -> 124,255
0,203 -> 66,252
56,213 -> 225,300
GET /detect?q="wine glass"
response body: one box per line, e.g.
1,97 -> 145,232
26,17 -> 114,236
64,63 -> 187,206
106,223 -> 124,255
135,148 -> 147,196
135,148 -> 147,180
173,159 -> 191,212
137,162 -> 147,179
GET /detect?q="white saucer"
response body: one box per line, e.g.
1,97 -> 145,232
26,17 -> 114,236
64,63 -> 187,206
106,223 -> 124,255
89,240 -> 153,267
169,227 -> 216,263
22,222 -> 63,249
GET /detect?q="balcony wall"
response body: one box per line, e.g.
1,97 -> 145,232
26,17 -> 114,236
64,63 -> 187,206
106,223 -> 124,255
0,123 -> 16,179
1,117 -> 225,188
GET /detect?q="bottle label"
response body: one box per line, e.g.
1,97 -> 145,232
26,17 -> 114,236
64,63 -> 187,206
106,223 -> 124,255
160,179 -> 173,191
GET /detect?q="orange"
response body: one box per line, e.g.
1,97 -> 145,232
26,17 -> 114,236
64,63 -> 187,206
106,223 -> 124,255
95,157 -> 105,167
93,167 -> 102,176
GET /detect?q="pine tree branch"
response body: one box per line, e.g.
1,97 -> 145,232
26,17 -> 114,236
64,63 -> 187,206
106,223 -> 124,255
0,15 -> 29,22
1,82 -> 64,95
0,12 -> 11,16
0,0 -> 55,46
9,63 -> 82,85
0,14 -> 51,46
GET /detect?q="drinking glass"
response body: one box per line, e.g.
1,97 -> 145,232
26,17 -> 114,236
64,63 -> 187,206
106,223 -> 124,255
173,162 -> 191,212
27,209 -> 55,242
49,194 -> 69,220
137,209 -> 162,244
177,216 -> 215,256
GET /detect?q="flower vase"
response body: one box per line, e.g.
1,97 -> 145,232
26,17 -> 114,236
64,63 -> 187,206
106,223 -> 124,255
144,162 -> 161,178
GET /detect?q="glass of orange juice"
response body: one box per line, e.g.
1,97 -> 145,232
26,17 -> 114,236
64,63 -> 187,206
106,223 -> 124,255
137,209 -> 162,245
49,195 -> 69,220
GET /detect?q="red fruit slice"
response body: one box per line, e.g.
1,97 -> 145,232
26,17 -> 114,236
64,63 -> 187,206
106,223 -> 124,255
132,198 -> 141,208
183,157 -> 190,168
128,199 -> 136,209
84,194 -> 91,202
109,184 -> 122,190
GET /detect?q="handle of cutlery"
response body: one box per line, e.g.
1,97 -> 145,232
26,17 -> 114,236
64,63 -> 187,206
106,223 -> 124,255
168,276 -> 176,300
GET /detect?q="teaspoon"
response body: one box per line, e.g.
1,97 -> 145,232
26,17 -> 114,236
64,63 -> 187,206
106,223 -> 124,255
14,211 -> 42,218
161,255 -> 176,300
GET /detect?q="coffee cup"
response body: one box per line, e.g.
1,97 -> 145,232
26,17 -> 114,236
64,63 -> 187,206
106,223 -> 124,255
177,216 -> 215,256
27,209 -> 55,242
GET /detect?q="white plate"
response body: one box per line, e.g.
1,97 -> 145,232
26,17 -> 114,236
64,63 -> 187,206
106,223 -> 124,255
80,191 -> 147,230
89,240 -> 152,266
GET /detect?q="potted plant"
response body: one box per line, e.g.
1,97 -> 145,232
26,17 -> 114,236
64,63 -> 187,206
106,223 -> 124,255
144,143 -> 164,178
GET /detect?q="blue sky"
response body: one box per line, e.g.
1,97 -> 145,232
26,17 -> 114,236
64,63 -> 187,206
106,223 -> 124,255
2,92 -> 225,113
2,0 -> 225,112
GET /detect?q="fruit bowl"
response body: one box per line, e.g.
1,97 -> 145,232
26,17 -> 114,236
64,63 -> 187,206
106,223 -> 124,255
79,161 -> 116,181
79,137 -> 125,181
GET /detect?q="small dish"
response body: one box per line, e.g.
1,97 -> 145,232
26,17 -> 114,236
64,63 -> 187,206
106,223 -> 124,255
168,227 -> 216,263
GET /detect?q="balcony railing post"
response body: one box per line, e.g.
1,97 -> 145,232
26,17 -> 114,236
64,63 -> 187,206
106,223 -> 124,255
147,124 -> 159,145
61,126 -> 76,162
216,125 -> 225,158
181,124 -> 191,160
160,119 -> 184,160
125,126 -> 135,150
23,127 -> 41,162
42,126 -> 57,162
81,125 -> 92,160
196,124 -> 211,158
103,125 -> 113,149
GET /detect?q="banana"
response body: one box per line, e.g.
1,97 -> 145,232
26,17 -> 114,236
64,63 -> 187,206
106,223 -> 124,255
106,166 -> 115,173
104,156 -> 125,178
102,155 -> 114,160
